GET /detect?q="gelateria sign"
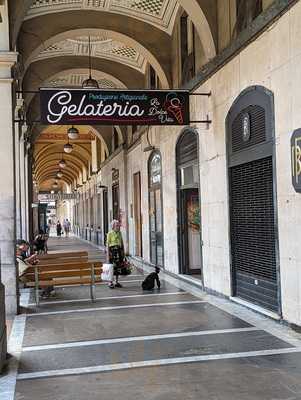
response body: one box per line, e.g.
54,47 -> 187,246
291,128 -> 301,192
40,88 -> 190,126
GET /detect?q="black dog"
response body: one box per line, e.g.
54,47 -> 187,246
142,267 -> 161,290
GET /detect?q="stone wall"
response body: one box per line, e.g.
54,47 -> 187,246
124,0 -> 301,326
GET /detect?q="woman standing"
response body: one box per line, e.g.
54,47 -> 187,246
106,220 -> 124,289
56,221 -> 62,237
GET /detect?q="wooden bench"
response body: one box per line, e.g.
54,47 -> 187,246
38,251 -> 88,260
38,256 -> 89,265
37,251 -> 89,267
24,261 -> 102,305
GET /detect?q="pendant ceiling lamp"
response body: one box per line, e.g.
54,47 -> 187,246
67,125 -> 79,140
64,137 -> 73,154
59,156 -> 66,169
57,170 -> 63,179
53,181 -> 58,189
82,36 -> 99,89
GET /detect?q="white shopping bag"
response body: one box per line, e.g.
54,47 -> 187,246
101,263 -> 114,282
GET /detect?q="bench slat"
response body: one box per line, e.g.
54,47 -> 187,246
25,269 -> 102,280
38,257 -> 89,265
27,277 -> 102,287
38,251 -> 88,260
25,263 -> 102,273
36,262 -> 102,271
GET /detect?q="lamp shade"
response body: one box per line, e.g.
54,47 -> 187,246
64,143 -> 73,153
67,126 -> 79,140
59,159 -> 66,168
57,171 -> 63,178
82,77 -> 99,89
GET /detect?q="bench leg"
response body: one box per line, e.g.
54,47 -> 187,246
34,266 -> 39,306
90,263 -> 96,302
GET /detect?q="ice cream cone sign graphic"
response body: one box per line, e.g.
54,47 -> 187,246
165,93 -> 184,124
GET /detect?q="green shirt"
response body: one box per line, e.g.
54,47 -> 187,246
107,230 -> 123,247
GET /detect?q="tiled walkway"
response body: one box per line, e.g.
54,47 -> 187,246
3,237 -> 301,399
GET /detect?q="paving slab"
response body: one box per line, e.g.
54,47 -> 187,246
26,280 -> 184,305
26,292 -> 195,313
18,329 -> 293,374
11,237 -> 301,400
22,302 -> 251,347
15,353 -> 301,400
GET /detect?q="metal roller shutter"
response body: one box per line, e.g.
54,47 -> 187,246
230,156 -> 278,312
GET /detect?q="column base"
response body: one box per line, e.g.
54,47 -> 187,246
1,263 -> 18,316
0,283 -> 7,373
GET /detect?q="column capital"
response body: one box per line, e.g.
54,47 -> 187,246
0,51 -> 18,67
0,51 -> 18,80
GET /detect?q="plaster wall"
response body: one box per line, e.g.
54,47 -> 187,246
197,1 -> 301,324
191,1 -> 301,325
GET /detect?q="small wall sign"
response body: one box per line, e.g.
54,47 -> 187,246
291,128 -> 301,192
112,168 -> 119,182
242,113 -> 251,142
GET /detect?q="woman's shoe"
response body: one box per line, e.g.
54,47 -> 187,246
115,283 -> 123,288
108,283 -> 115,289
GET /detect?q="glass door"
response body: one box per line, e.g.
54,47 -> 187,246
149,151 -> 164,267
180,188 -> 201,274
176,130 -> 202,276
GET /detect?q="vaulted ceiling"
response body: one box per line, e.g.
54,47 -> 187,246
11,0 -> 217,191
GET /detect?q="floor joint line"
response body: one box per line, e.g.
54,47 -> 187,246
17,347 -> 301,381
25,300 -> 206,317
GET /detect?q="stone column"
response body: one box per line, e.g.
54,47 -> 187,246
14,100 -> 23,240
0,52 -> 18,318
24,144 -> 30,240
0,57 -> 18,370
0,0 -> 18,372
19,125 -> 29,240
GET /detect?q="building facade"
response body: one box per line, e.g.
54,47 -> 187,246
1,0 -> 301,371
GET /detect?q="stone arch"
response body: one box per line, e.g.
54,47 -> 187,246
113,126 -> 124,146
20,1 -> 215,60
23,55 -> 146,123
38,168 -> 77,183
26,68 -> 127,105
23,28 -> 170,88
32,124 -> 109,157
176,1 -> 216,59
35,143 -> 91,168
45,69 -> 126,88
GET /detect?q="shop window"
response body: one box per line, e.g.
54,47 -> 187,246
179,164 -> 199,187
236,0 -> 263,34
